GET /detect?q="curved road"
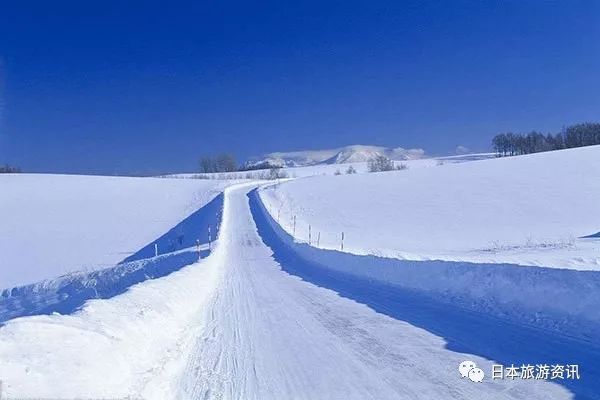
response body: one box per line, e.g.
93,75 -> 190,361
165,184 -> 569,399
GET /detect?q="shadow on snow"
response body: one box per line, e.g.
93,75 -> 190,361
248,189 -> 600,400
0,193 -> 223,324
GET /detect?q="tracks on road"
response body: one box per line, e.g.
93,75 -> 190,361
163,184 -> 569,400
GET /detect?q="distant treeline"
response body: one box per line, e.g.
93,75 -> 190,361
492,122 -> 600,156
199,153 -> 238,173
0,164 -> 21,173
199,153 -> 286,173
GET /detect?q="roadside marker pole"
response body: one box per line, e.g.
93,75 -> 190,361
309,225 -> 312,245
208,226 -> 212,251
341,232 -> 345,251
154,243 -> 158,257
196,239 -> 201,259
293,216 -> 296,237
317,232 -> 321,247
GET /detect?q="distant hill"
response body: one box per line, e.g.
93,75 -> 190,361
245,145 -> 425,169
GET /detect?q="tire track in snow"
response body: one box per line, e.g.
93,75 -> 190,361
173,184 -> 570,400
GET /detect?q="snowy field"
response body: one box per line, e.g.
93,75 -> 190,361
0,174 -> 231,289
260,146 -> 600,270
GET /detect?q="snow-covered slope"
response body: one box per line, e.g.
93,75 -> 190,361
259,146 -> 600,270
0,174 -> 231,288
246,144 -> 425,168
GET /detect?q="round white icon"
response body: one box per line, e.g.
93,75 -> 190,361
459,360 -> 484,382
459,360 -> 477,378
468,367 -> 485,383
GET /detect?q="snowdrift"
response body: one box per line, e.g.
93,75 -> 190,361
259,145 -> 600,270
0,183 -> 251,400
0,174 -> 231,288
251,161 -> 600,344
0,193 -> 223,323
250,189 -> 600,398
0,233 -> 225,399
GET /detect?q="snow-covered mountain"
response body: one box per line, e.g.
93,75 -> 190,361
245,145 -> 425,169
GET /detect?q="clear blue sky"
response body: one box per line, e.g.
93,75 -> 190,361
1,1 -> 599,175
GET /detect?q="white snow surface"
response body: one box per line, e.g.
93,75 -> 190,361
259,146 -> 600,270
0,183 -> 572,400
0,174 -> 231,288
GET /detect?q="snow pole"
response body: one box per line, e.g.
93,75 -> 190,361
277,208 -> 281,223
341,232 -> 344,251
196,239 -> 201,257
293,215 -> 296,237
208,226 -> 212,251
317,232 -> 320,247
154,243 -> 158,257
309,224 -> 312,245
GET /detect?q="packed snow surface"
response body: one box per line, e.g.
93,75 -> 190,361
260,145 -> 600,270
0,174 -> 231,288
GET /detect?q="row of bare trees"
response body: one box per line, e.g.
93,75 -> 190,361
0,164 -> 21,173
199,154 -> 238,173
492,122 -> 600,157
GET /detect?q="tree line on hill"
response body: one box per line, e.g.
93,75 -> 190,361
199,154 -> 238,173
492,122 -> 600,157
0,164 -> 21,173
198,153 -> 288,179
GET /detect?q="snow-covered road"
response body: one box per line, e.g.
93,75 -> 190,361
169,184 -> 570,399
0,183 -> 585,399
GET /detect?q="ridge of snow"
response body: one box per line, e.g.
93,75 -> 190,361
258,145 -> 600,270
0,174 -> 232,288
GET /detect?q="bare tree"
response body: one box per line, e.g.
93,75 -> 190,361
268,166 -> 288,180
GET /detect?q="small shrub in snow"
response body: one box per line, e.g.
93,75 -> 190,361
334,169 -> 342,176
396,163 -> 408,171
191,174 -> 211,179
345,166 -> 357,174
368,155 -> 395,172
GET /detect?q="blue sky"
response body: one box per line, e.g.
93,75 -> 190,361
1,1 -> 599,174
